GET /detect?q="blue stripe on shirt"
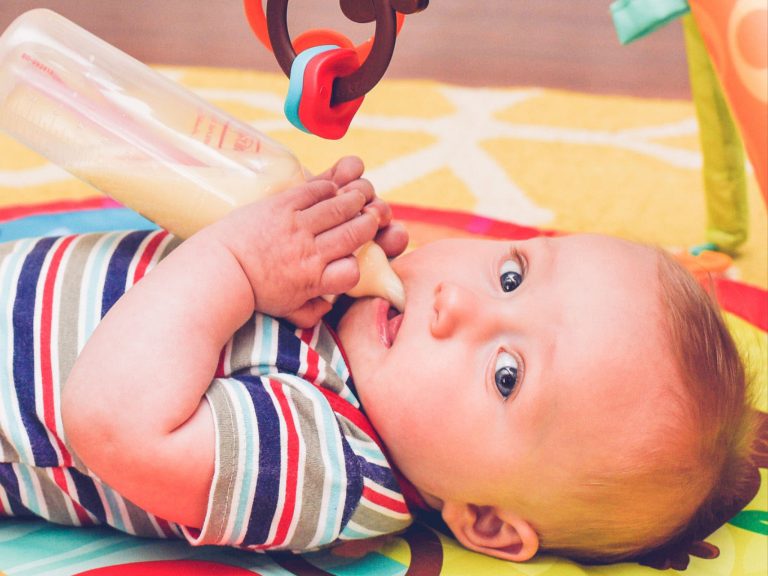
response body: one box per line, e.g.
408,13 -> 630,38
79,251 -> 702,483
360,460 -> 403,493
12,237 -> 58,466
101,231 -> 152,317
0,464 -> 32,516
1,239 -> 37,465
340,434 -> 362,531
242,375 -> 281,545
276,323 -> 301,375
68,468 -> 107,523
227,379 -> 258,543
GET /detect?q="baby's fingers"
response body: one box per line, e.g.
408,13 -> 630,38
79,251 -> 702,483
285,179 -> 338,211
311,156 -> 365,188
339,177 -> 375,205
362,197 -> 392,228
317,256 -> 360,296
284,298 -> 333,329
315,212 -> 378,262
298,189 -> 367,234
375,221 -> 409,258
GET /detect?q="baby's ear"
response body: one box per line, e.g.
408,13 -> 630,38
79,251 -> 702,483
441,502 -> 539,562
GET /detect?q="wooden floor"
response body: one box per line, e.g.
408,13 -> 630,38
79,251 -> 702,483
1,0 -> 691,99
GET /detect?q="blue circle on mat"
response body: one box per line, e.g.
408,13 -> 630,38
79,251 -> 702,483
285,45 -> 338,133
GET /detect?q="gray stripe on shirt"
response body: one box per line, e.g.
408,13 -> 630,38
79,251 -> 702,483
230,315 -> 256,375
346,499 -> 409,535
57,234 -> 100,389
204,380 -> 239,544
278,377 -> 326,549
29,466 -> 78,525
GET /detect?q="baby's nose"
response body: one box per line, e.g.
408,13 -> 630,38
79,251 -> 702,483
430,281 -> 481,339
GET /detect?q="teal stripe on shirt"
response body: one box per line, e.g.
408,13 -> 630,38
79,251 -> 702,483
228,378 -> 259,545
80,234 -> 124,342
12,463 -> 43,519
1,239 -> 38,465
257,315 -> 278,371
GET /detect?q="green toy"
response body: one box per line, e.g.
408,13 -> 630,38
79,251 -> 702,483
682,15 -> 749,255
611,0 -> 750,254
610,0 -> 690,44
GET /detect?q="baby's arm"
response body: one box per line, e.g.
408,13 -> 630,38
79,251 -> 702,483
62,157 -> 396,529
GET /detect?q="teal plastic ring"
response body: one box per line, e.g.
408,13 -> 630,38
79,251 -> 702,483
285,45 -> 338,133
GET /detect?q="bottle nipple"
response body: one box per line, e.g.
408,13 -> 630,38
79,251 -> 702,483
346,241 -> 406,311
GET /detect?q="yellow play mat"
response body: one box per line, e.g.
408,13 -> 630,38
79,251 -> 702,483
1,67 -> 766,576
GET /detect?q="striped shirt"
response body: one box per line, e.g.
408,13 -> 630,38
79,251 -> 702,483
0,230 -> 412,552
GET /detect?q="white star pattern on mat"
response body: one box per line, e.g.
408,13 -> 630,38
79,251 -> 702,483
1,69 -> 703,228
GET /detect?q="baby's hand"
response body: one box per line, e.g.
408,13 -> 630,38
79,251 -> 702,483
206,162 -> 382,327
311,156 -> 409,260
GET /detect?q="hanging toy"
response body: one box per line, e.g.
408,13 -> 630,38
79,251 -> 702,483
244,0 -> 429,139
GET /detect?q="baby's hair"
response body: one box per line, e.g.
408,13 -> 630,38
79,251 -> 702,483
635,249 -> 758,561
535,246 -> 757,564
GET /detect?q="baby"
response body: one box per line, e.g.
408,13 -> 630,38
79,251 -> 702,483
0,157 -> 755,564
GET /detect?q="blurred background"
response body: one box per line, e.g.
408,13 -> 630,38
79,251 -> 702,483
0,0 -> 691,99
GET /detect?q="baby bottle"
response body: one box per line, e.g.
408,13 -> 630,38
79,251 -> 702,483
0,9 -> 404,310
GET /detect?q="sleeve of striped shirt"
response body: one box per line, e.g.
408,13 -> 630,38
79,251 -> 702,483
181,373 -> 413,552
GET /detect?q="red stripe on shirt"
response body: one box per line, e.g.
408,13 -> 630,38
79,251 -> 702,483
52,467 -> 92,525
132,230 -> 169,284
314,385 -> 384,449
313,385 -> 413,504
39,235 -> 77,467
299,328 -> 320,382
362,484 -> 409,515
215,343 -> 229,378
300,328 -> 314,345
302,343 -> 320,385
269,379 -> 300,546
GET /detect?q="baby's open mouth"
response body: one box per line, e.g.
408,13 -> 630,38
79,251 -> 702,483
386,306 -> 403,345
378,299 -> 404,348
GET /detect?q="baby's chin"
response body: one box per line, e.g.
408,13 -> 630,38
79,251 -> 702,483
333,296 -> 361,337
333,296 -> 372,363
333,296 -> 385,397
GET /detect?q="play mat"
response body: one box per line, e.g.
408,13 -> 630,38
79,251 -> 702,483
1,67 -> 766,575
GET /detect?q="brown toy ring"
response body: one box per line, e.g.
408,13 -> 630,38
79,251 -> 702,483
266,0 -> 397,105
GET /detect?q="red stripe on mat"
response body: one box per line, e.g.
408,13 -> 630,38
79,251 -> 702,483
0,197 -> 119,221
391,204 -> 555,240
716,279 -> 768,332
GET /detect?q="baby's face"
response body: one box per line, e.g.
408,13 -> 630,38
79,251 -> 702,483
337,235 -> 679,513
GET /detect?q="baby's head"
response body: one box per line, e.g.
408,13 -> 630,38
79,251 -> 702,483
336,234 -> 754,563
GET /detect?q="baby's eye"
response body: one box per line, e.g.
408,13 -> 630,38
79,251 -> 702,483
494,351 -> 520,400
499,259 -> 523,292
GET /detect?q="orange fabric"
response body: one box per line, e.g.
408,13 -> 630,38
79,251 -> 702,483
690,0 -> 768,202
